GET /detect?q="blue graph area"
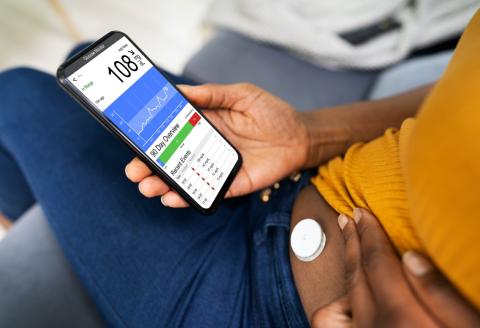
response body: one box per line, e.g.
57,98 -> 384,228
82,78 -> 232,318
103,67 -> 186,151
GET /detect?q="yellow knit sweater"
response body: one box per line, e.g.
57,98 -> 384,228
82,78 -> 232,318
311,11 -> 480,310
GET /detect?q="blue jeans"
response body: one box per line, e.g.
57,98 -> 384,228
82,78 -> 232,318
0,62 -> 309,326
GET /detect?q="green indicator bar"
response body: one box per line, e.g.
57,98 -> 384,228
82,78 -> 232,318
159,122 -> 194,164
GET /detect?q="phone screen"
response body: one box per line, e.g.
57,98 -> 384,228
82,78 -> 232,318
64,34 -> 239,210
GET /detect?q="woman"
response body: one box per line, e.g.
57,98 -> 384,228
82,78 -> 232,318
0,12 -> 479,328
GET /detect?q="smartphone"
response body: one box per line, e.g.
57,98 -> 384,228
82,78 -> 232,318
57,31 -> 242,214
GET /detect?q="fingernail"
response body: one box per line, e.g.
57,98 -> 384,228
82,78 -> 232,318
338,214 -> 349,230
138,181 -> 147,194
403,251 -> 433,276
353,208 -> 362,224
160,196 -> 168,207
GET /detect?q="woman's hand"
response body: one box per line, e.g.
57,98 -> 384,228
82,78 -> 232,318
125,83 -> 309,207
312,209 -> 480,328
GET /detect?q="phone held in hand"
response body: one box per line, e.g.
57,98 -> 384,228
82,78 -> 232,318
56,31 -> 242,214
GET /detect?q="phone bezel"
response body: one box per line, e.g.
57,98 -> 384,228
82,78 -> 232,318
56,31 -> 242,215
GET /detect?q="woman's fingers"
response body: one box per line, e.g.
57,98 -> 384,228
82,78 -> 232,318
311,296 -> 351,328
178,83 -> 259,111
353,209 -> 413,304
403,251 -> 480,327
339,209 -> 435,327
138,175 -> 169,198
125,157 -> 152,182
138,177 -> 189,208
338,214 -> 374,326
160,191 -> 189,208
335,209 -> 476,327
125,157 -> 189,207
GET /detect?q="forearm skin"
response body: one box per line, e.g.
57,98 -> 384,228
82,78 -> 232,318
300,84 -> 433,168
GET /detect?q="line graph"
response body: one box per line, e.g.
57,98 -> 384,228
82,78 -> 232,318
103,67 -> 186,151
128,85 -> 176,135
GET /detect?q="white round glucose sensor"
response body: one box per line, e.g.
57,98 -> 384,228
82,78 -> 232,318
290,218 -> 326,262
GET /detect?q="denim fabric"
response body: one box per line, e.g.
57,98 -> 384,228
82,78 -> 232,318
0,143 -> 35,219
0,66 -> 309,327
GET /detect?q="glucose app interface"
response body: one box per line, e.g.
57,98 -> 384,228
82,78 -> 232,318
68,36 -> 238,208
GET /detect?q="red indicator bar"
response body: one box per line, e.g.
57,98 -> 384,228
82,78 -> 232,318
189,112 -> 201,126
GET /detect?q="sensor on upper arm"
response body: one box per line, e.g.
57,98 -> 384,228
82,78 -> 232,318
290,218 -> 326,262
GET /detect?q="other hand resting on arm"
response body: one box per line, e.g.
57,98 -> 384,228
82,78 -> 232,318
311,209 -> 480,328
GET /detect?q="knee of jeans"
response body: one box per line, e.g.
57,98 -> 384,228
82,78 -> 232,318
0,67 -> 56,121
0,65 -> 49,84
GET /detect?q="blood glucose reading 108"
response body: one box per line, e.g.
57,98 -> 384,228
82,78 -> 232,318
66,36 -> 239,209
108,54 -> 139,83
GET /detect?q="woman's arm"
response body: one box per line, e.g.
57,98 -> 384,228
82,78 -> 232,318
125,83 -> 433,207
301,85 -> 433,167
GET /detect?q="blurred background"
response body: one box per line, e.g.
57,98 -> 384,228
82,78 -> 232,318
0,0 -> 215,75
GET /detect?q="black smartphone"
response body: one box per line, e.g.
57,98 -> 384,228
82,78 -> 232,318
57,31 -> 242,214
